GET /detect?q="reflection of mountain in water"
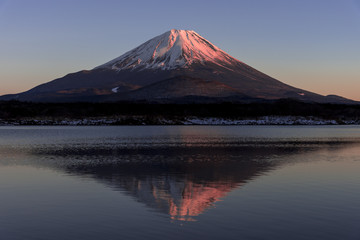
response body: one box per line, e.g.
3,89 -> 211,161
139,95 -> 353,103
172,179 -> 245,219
5,139 -> 357,221
73,158 -> 271,221
32,144 -> 320,221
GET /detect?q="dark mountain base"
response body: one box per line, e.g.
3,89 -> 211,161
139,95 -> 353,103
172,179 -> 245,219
1,99 -> 360,125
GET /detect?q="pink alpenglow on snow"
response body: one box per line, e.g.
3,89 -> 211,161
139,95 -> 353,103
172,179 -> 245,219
96,29 -> 241,71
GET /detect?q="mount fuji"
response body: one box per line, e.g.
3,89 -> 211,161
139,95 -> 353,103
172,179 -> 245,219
1,29 -> 354,103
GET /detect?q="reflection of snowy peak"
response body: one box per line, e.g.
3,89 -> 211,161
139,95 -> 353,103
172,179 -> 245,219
113,174 -> 237,221
96,29 -> 239,71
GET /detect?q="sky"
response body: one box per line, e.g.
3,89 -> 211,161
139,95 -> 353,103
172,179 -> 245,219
0,0 -> 359,100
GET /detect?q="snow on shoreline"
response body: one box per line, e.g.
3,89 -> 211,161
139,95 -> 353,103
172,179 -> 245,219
0,116 -> 359,126
184,116 -> 340,125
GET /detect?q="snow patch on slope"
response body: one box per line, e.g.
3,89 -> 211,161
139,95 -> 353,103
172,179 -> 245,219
112,87 -> 119,93
95,29 -> 241,71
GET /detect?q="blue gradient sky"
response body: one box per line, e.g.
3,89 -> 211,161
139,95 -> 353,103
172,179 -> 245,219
1,0 -> 359,100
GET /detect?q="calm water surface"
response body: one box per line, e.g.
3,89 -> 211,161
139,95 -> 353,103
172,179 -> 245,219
0,126 -> 359,240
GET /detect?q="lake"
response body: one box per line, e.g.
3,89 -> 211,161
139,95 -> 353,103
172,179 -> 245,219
0,126 -> 359,240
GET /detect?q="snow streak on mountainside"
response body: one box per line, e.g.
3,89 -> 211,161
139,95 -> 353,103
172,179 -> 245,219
95,29 -> 240,71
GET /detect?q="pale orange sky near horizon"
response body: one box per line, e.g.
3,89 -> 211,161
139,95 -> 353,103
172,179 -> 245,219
1,0 -> 359,101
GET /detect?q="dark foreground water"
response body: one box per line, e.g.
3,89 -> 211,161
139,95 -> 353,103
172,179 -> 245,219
0,126 -> 359,240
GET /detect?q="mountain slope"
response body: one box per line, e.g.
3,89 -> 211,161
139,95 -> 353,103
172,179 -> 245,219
108,76 -> 249,102
0,29 -> 356,104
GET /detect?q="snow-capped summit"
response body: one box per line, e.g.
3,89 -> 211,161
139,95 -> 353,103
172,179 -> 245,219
95,29 -> 239,71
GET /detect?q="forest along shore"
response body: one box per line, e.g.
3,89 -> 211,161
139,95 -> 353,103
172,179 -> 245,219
0,100 -> 360,125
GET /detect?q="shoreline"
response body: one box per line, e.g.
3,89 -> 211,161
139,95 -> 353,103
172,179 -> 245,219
1,116 -> 359,126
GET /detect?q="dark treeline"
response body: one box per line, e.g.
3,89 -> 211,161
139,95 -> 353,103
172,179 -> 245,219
1,99 -> 360,120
